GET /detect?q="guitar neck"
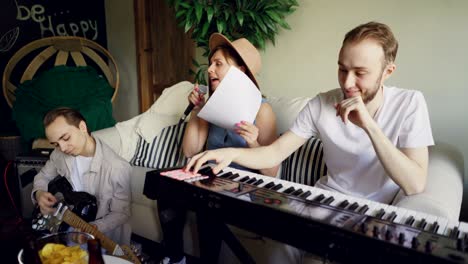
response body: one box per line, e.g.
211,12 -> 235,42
62,210 -> 117,253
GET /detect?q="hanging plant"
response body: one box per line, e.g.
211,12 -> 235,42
167,0 -> 298,84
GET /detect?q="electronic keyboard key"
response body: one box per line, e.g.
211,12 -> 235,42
392,207 -> 408,224
283,187 -> 295,194
313,194 -> 326,202
199,166 -> 214,175
458,222 -> 468,239
423,215 -> 438,232
271,184 -> 283,191
291,189 -> 304,196
411,212 -> 428,229
405,216 -> 415,226
370,204 -> 388,218
246,178 -> 257,184
347,202 -> 359,211
252,179 -> 264,186
264,182 -> 275,189
386,211 -> 397,222
219,172 -> 233,178
338,200 -> 350,209
357,204 -> 369,214
239,176 -> 250,182
322,196 -> 335,205
228,173 -> 241,180
299,191 -> 312,199
435,218 -> 448,235
375,208 -> 386,219
443,220 -> 459,237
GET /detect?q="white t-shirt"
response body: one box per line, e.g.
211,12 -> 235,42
70,155 -> 93,191
290,86 -> 434,203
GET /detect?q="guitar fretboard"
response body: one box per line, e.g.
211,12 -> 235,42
63,210 -> 117,253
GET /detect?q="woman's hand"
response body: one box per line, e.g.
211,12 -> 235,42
185,148 -> 237,174
235,121 -> 260,148
188,84 -> 206,111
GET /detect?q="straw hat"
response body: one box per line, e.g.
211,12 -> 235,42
209,33 -> 261,88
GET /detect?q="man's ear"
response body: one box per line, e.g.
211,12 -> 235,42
383,63 -> 396,81
79,120 -> 88,133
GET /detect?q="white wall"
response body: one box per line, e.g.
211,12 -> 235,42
105,0 -> 139,121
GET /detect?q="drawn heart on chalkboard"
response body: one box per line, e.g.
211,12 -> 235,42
0,0 -> 20,53
0,27 -> 20,53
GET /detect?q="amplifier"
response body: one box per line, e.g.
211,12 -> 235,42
15,150 -> 51,218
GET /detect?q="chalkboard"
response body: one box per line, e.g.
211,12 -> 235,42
0,0 -> 107,135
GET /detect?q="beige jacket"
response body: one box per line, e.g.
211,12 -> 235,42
32,137 -> 132,245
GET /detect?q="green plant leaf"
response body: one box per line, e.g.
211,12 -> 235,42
265,10 -> 281,23
201,21 -> 210,38
192,58 -> 200,67
179,2 -> 191,9
195,2 -> 203,23
235,12 -> 244,26
216,20 -> 226,34
207,6 -> 214,23
176,10 -> 186,19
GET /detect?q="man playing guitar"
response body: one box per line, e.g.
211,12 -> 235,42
32,107 -> 132,245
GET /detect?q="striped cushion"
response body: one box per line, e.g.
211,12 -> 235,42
130,122 -> 187,168
281,137 -> 327,186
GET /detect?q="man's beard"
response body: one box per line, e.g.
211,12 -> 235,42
362,75 -> 382,103
343,73 -> 383,104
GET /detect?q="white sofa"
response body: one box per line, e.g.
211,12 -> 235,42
93,81 -> 464,258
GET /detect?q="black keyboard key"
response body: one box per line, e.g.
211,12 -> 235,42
246,178 -> 257,184
405,216 -> 415,226
219,172 -> 233,178
418,219 -> 427,229
239,176 -> 250,182
291,189 -> 303,196
299,191 -> 312,199
429,222 -> 439,233
450,227 -> 460,239
338,200 -> 349,208
264,182 -> 275,189
375,208 -> 386,219
283,187 -> 295,194
347,202 -> 359,211
199,166 -> 214,175
386,211 -> 397,222
313,194 -> 325,202
228,173 -> 240,180
357,205 -> 369,214
322,196 -> 335,205
271,184 -> 283,191
252,179 -> 264,186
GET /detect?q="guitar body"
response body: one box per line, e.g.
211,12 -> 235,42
32,176 -> 98,232
31,176 -> 142,263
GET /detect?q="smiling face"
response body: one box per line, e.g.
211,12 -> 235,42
338,39 -> 394,103
45,116 -> 88,156
207,48 -> 246,91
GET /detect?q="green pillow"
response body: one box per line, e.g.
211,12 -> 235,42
12,66 -> 116,143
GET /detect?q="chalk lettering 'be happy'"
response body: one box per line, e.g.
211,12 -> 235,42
17,4 -> 99,40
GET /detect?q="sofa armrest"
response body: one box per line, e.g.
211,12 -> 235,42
392,142 -> 464,220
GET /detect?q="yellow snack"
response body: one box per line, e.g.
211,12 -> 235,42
39,243 -> 88,264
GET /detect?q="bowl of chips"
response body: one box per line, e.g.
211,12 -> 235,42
18,231 -> 94,264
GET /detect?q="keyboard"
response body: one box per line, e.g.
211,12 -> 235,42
143,165 -> 468,263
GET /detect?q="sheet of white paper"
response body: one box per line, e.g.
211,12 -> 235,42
198,66 -> 261,130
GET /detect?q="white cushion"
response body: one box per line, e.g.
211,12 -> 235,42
268,96 -> 311,134
148,81 -> 194,116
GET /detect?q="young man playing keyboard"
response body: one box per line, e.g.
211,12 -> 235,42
186,21 -> 434,263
